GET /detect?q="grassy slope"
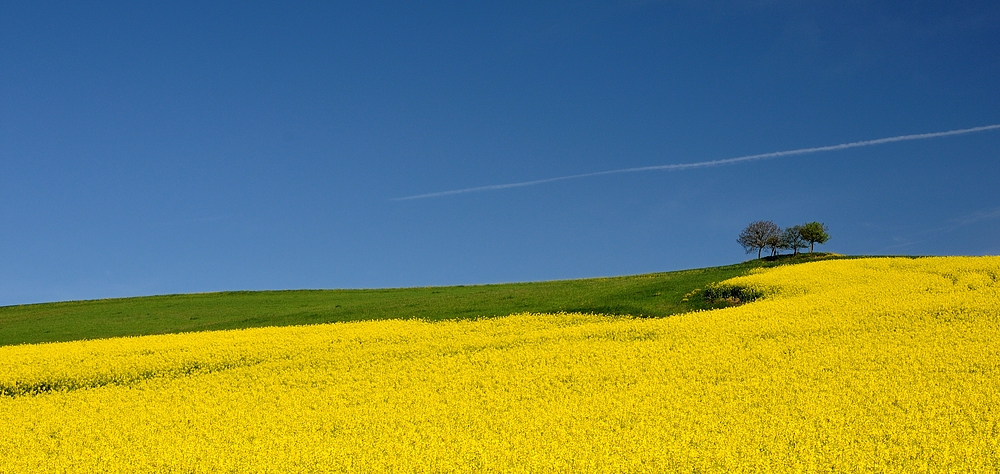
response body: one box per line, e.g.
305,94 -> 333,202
0,253 -> 844,347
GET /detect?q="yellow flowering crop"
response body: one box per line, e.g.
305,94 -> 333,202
1,256 -> 998,472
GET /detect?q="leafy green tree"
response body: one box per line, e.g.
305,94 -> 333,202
737,220 -> 781,259
799,221 -> 830,253
781,225 -> 808,255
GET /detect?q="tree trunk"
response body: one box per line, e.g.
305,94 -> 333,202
810,242 -> 814,253
758,248 -> 762,259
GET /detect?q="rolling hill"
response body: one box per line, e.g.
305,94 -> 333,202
0,253 -> 843,346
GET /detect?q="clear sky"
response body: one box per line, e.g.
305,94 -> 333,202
2,1 -> 999,306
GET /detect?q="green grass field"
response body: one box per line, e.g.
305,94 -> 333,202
0,253 -> 845,347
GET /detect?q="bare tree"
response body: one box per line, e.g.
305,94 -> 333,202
737,220 -> 781,259
766,231 -> 783,257
781,225 -> 808,256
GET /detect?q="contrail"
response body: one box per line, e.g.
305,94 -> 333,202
393,124 -> 1000,201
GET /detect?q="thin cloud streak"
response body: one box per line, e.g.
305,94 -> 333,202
880,206 -> 1000,253
394,124 -> 1000,201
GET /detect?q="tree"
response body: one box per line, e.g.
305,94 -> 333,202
737,220 -> 781,259
781,225 -> 808,256
799,221 -> 830,253
765,231 -> 784,257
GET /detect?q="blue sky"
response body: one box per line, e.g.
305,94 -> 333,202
2,1 -> 999,306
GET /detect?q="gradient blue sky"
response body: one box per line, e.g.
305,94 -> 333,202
3,1 -> 999,306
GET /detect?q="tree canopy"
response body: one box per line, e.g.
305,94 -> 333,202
738,221 -> 829,258
781,225 -> 808,255
799,222 -> 830,253
737,220 -> 781,259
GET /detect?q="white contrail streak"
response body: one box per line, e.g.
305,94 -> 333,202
393,124 -> 1000,201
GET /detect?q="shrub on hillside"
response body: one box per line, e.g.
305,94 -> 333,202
702,283 -> 762,304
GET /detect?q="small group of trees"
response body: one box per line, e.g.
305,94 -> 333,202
737,221 -> 829,259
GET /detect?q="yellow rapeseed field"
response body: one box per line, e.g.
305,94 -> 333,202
1,257 -> 999,472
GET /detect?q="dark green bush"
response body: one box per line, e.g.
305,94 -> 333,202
702,284 -> 762,304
